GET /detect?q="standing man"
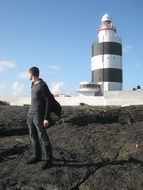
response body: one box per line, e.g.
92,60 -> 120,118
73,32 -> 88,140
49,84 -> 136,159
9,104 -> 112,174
27,66 -> 56,170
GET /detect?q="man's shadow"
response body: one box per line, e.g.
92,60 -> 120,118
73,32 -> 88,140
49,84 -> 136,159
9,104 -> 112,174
52,158 -> 97,168
52,157 -> 143,168
1,145 -> 143,169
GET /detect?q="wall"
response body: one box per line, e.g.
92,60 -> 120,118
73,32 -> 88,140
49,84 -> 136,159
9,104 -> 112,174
6,90 -> 143,106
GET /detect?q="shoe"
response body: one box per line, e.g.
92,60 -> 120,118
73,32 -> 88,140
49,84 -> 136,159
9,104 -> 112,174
41,160 -> 52,170
26,157 -> 42,165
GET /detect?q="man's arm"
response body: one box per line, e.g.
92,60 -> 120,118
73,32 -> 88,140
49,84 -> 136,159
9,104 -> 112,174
41,85 -> 50,128
41,84 -> 51,120
44,96 -> 50,120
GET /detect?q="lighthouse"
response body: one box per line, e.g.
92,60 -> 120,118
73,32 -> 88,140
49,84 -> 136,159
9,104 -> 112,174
91,13 -> 123,92
78,13 -> 123,96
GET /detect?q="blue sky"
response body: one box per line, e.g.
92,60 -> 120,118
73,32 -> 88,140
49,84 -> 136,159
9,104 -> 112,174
0,0 -> 143,97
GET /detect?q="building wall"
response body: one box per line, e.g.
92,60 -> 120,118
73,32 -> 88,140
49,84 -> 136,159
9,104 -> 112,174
98,30 -> 122,43
7,90 -> 143,106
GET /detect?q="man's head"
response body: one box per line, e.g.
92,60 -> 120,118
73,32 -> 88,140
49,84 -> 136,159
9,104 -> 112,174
28,67 -> 40,80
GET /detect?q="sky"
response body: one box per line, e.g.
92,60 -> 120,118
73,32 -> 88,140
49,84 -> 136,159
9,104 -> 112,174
0,0 -> 143,97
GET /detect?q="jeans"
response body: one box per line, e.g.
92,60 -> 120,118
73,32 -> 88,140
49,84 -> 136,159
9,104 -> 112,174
27,113 -> 52,161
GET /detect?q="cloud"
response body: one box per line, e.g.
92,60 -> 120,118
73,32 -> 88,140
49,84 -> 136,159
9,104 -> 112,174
47,65 -> 61,74
0,84 -> 8,97
123,45 -> 132,53
50,82 -> 64,94
0,84 -> 6,89
0,60 -> 16,71
18,71 -> 27,79
12,81 -> 25,95
49,65 -> 60,71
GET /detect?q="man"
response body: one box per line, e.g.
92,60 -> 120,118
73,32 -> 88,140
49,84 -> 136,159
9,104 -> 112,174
27,67 -> 61,170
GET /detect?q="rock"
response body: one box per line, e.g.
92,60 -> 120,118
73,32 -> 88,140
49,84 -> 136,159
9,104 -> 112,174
0,105 -> 143,189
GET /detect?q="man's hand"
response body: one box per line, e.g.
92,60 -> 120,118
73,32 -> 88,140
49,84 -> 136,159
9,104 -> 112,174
43,119 -> 49,128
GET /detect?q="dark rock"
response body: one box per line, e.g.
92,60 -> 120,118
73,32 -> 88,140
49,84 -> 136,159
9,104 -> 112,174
0,105 -> 143,189
0,101 -> 10,106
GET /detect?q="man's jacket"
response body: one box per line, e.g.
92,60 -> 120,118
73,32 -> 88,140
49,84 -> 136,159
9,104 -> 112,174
29,79 -> 62,120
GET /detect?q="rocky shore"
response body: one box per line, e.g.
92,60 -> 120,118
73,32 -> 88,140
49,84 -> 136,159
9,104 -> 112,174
0,105 -> 143,190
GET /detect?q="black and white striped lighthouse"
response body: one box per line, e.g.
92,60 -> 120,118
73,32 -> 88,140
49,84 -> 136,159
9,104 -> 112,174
91,13 -> 123,91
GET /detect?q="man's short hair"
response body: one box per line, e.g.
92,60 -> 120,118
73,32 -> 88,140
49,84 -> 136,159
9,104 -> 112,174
29,67 -> 40,77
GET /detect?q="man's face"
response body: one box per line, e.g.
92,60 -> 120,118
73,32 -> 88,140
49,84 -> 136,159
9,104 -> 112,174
28,71 -> 32,80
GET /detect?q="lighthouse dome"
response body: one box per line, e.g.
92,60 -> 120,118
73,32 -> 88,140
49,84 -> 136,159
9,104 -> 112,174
102,13 -> 112,23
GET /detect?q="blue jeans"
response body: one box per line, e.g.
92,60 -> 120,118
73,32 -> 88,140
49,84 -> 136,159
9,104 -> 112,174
27,113 -> 52,161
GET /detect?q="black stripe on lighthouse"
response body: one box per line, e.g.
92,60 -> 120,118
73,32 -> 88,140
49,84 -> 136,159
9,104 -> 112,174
92,68 -> 123,83
92,42 -> 122,56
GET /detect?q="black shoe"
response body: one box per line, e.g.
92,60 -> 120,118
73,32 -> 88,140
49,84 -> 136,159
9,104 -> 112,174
41,160 -> 52,170
26,157 -> 42,165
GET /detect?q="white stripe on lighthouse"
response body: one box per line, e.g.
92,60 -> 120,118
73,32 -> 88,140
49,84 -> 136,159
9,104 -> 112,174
91,55 -> 122,70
